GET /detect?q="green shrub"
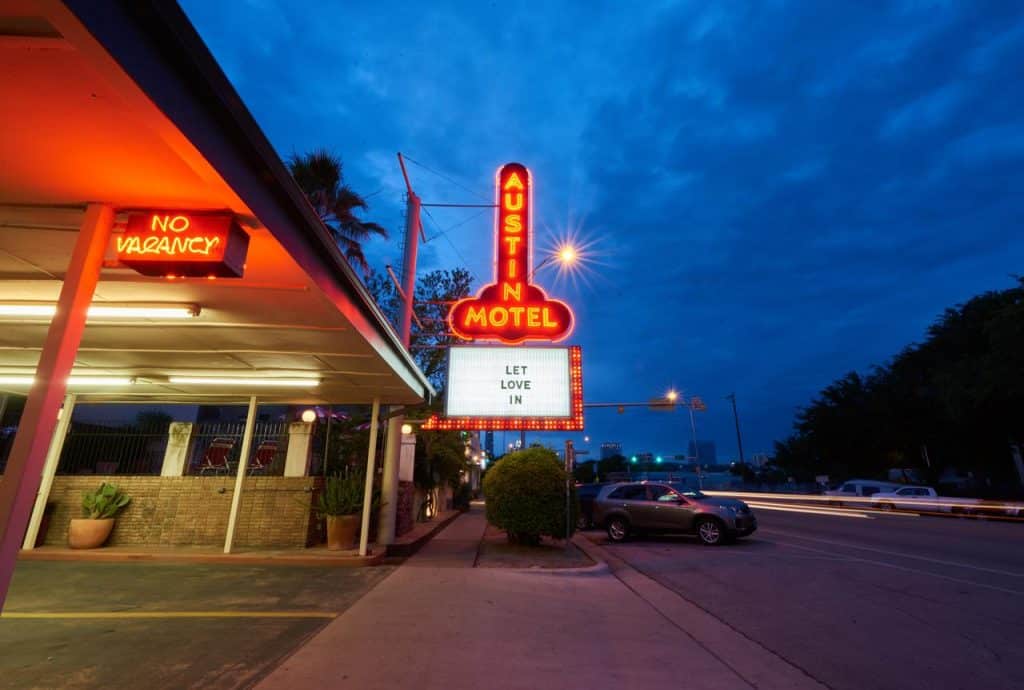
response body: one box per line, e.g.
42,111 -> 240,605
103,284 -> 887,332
82,483 -> 131,519
483,447 -> 577,545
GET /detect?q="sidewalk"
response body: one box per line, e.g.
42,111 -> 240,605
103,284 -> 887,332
256,504 -> 825,689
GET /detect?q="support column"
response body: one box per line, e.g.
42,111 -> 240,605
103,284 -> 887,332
377,412 -> 402,545
359,398 -> 381,557
22,394 -> 76,550
0,203 -> 113,611
283,421 -> 314,477
223,397 -> 258,554
160,422 -> 193,477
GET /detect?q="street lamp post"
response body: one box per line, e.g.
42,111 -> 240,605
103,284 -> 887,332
726,393 -> 745,465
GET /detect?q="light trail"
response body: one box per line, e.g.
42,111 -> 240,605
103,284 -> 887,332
744,501 -> 872,519
706,490 -> 1024,519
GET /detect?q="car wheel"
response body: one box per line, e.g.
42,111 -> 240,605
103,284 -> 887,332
696,517 -> 725,546
606,517 -> 630,542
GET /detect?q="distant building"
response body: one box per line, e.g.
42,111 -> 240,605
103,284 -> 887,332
600,441 -> 623,460
484,431 -> 494,458
687,440 -> 717,464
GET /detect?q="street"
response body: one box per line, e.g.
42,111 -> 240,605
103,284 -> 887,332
591,506 -> 1024,690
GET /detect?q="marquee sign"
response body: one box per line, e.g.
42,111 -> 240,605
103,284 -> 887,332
116,212 -> 250,278
423,346 -> 583,431
448,163 -> 573,344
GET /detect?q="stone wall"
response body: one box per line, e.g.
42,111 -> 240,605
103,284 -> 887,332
42,476 -> 322,548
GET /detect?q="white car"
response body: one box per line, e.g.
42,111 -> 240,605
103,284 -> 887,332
871,486 -> 949,512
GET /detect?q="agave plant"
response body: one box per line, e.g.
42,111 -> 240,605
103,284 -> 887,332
315,472 -> 381,517
82,482 -> 131,519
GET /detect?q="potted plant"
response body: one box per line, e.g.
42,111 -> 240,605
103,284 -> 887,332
68,482 -> 131,549
316,472 -> 373,550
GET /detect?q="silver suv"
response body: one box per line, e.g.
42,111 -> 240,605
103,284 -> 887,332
593,482 -> 757,545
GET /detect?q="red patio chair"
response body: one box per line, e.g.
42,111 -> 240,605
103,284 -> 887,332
248,440 -> 278,475
198,438 -> 235,475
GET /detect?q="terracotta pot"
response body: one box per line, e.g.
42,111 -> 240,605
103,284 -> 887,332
68,518 -> 115,549
325,514 -> 360,551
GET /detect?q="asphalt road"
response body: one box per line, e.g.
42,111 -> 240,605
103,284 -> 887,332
0,561 -> 393,690
593,507 -> 1024,690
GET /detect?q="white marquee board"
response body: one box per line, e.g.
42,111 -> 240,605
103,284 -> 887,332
446,347 -> 571,418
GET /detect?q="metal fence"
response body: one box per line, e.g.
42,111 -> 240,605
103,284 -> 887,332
57,423 -> 170,475
51,420 -> 292,476
185,421 -> 290,476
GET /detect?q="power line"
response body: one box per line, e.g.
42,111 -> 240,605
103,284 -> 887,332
402,155 -> 491,202
421,207 -> 481,283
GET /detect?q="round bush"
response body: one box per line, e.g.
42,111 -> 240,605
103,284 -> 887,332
483,447 -> 577,545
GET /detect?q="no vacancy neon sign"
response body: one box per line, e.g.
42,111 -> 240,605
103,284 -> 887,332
116,212 -> 250,277
448,163 -> 573,344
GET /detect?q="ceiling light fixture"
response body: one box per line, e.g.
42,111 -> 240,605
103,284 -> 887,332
0,376 -> 135,386
168,377 -> 320,388
0,304 -> 200,319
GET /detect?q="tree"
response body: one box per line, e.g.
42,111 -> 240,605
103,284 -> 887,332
288,149 -> 387,276
366,266 -> 473,390
773,278 -> 1024,489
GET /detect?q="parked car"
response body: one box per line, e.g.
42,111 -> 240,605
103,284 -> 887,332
575,482 -> 608,530
871,486 -> 946,512
825,479 -> 905,505
592,481 -> 756,545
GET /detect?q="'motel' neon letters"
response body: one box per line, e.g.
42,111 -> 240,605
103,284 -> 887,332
448,163 -> 573,344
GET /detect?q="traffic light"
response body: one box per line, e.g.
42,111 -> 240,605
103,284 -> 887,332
630,455 -> 638,463
655,456 -> 663,464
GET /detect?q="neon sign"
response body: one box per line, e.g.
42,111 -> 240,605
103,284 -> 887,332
448,163 -> 573,344
116,212 -> 250,278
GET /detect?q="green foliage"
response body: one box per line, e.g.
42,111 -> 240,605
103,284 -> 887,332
316,471 -> 378,517
81,483 -> 131,519
414,430 -> 470,490
366,267 -> 473,390
288,149 -> 387,276
483,447 -> 577,545
775,278 -> 1024,486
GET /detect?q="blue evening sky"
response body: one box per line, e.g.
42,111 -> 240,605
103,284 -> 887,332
180,1 -> 1024,462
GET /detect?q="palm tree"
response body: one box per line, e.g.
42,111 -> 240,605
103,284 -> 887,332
288,149 -> 387,275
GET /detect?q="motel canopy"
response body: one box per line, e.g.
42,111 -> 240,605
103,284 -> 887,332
0,0 -> 434,406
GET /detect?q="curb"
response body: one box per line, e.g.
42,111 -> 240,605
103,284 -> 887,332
385,509 -> 465,558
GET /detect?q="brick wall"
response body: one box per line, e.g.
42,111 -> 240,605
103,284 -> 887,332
42,476 -> 322,548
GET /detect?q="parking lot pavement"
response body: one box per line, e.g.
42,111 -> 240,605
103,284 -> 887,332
0,560 -> 393,690
588,508 -> 1024,690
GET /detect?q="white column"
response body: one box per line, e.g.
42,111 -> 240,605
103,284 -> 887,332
358,398 -> 381,557
377,411 -> 402,545
283,421 -> 314,477
0,203 -> 113,610
22,394 -> 76,550
223,397 -> 258,554
160,422 -> 193,477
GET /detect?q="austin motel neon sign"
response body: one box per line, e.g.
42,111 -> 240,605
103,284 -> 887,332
448,163 -> 573,344
116,212 -> 250,278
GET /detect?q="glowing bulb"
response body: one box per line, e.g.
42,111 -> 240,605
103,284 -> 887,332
301,409 -> 316,423
401,423 -> 413,435
666,389 -> 679,403
558,245 -> 577,264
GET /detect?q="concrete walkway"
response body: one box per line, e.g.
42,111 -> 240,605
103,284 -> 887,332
257,505 -> 824,689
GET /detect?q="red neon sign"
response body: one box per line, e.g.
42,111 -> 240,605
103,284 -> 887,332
422,346 -> 584,431
116,212 -> 250,277
448,163 -> 573,344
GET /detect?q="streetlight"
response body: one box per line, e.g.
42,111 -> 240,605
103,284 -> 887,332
530,243 -> 579,279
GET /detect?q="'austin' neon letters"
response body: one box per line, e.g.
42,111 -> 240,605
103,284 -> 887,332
448,163 -> 573,343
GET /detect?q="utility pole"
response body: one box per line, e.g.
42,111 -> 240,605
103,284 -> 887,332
688,402 -> 702,490
378,153 -> 422,548
564,439 -> 574,543
726,393 -> 745,465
